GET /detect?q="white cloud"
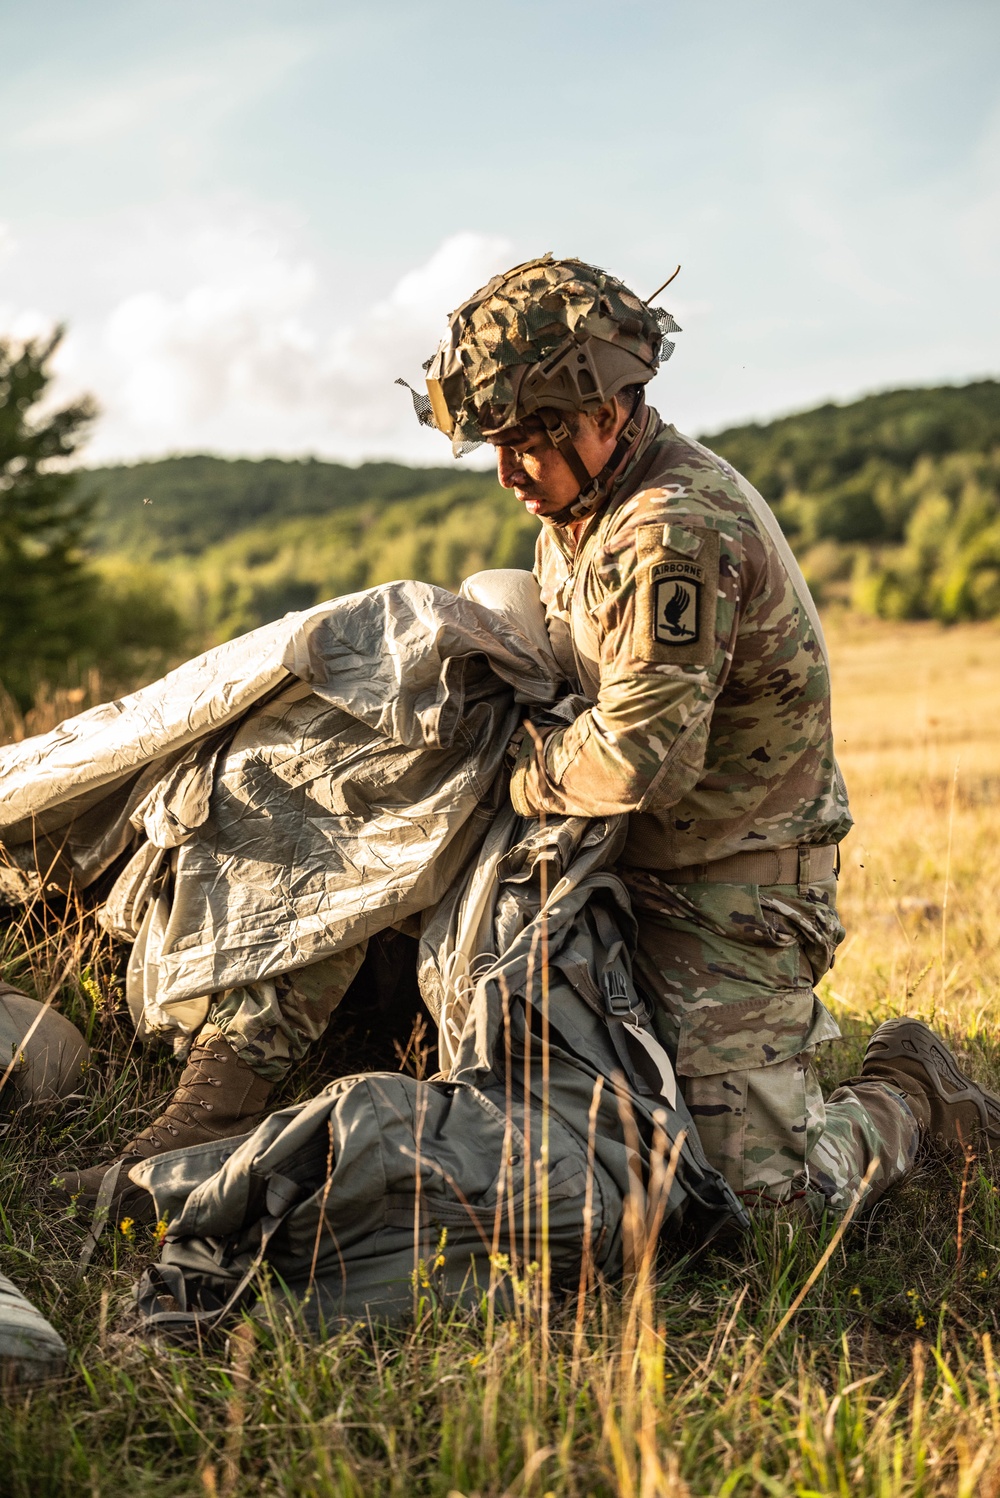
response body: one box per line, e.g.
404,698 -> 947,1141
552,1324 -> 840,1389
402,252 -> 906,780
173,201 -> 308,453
0,237 -> 60,348
47,215 -> 513,464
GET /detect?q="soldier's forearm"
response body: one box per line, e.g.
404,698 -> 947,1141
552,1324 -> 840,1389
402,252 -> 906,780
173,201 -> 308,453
509,692 -> 712,818
510,714 -> 651,817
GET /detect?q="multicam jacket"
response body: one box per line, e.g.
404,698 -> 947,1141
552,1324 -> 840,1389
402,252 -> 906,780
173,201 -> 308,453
510,412 -> 853,871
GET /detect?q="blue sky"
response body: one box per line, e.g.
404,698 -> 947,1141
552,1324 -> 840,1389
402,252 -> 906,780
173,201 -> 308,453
1,0 -> 997,464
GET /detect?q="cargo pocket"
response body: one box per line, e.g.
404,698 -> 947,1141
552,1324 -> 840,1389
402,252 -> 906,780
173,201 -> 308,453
758,878 -> 845,986
676,989 -> 840,1079
686,1053 -> 827,1199
380,1081 -> 529,1234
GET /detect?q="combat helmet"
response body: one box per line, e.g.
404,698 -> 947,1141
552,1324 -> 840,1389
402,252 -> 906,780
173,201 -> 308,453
400,255 -> 681,517
0,982 -> 89,1119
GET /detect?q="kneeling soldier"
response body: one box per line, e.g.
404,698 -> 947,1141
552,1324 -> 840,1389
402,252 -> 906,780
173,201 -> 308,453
407,253 -> 1000,1214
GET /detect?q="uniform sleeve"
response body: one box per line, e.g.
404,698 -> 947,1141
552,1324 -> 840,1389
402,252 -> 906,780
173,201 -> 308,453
510,513 -> 744,818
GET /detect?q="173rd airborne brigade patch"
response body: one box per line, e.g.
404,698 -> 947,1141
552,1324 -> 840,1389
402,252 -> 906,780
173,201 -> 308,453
632,523 -> 719,667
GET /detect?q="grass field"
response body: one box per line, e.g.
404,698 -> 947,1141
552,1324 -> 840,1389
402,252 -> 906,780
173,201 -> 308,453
4,616 -> 1000,1497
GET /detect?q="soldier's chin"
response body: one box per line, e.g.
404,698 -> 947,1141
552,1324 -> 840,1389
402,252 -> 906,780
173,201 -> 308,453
516,489 -> 545,515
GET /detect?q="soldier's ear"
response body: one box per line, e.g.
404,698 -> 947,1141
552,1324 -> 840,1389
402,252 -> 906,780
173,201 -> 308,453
593,398 -> 621,438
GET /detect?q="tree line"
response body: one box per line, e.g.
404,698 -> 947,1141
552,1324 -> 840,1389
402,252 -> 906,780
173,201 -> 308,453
2,330 -> 998,711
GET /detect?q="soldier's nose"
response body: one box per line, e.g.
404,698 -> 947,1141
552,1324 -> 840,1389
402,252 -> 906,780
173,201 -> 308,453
497,448 -> 524,489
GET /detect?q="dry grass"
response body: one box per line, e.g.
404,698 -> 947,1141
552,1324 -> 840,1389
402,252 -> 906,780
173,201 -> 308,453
823,613 -> 1000,1050
4,616 -> 1000,1497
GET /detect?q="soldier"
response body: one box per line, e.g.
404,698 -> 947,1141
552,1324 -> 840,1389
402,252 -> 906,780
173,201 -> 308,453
51,952 -> 365,1227
407,253 -> 1000,1216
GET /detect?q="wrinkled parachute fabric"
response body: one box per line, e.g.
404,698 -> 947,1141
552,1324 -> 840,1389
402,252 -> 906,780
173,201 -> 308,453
132,807 -> 745,1337
0,990 -> 85,1382
0,577 -> 562,1042
0,569 -> 745,1329
0,1272 -> 67,1383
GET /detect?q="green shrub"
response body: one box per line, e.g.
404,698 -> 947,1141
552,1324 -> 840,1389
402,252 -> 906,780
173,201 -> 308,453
851,450 -> 1000,621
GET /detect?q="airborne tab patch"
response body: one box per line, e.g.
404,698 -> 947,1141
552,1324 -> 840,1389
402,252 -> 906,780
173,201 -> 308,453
633,524 -> 720,666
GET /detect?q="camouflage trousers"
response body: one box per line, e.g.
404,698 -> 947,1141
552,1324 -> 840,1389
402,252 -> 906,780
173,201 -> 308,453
628,873 -> 920,1217
201,943 -> 369,1082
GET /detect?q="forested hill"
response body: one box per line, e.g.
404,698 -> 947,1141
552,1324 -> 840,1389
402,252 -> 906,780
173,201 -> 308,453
702,379 -> 1000,543
706,380 -> 1000,503
79,377 -> 1000,642
700,379 -> 1000,621
77,456 -> 502,558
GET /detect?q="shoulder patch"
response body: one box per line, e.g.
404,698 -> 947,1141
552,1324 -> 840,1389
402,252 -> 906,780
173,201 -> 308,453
654,569 -> 702,645
632,524 -> 719,667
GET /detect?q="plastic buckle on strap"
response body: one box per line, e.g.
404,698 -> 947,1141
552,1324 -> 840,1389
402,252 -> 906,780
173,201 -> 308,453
545,418 -> 574,448
603,970 -> 634,1017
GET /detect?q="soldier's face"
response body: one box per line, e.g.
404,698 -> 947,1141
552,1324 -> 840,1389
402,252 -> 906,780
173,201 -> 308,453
489,406 -> 620,518
490,427 -> 580,516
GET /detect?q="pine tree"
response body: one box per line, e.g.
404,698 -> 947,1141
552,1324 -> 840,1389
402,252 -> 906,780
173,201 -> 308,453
0,329 -> 98,706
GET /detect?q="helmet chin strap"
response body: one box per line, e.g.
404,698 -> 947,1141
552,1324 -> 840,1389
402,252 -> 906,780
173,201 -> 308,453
540,394 -> 646,526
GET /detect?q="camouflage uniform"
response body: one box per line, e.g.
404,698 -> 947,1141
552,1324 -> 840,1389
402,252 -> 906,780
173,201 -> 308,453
203,944 -> 368,1082
510,416 -> 920,1214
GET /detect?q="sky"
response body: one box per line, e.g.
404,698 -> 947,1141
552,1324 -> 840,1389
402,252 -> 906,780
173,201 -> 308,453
0,0 -> 998,467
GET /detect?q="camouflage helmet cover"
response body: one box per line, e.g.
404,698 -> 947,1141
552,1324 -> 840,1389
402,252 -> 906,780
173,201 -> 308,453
415,255 -> 680,456
0,984 -> 89,1118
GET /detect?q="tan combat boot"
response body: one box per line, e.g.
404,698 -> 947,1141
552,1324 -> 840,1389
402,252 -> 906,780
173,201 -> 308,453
859,1017 -> 1000,1152
52,1032 -> 273,1227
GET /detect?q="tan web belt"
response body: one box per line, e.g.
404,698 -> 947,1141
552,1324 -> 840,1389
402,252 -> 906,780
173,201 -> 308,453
656,843 -> 839,887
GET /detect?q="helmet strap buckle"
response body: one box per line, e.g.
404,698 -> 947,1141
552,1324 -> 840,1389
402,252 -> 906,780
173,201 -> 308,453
538,410 -> 596,495
544,392 -> 647,525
